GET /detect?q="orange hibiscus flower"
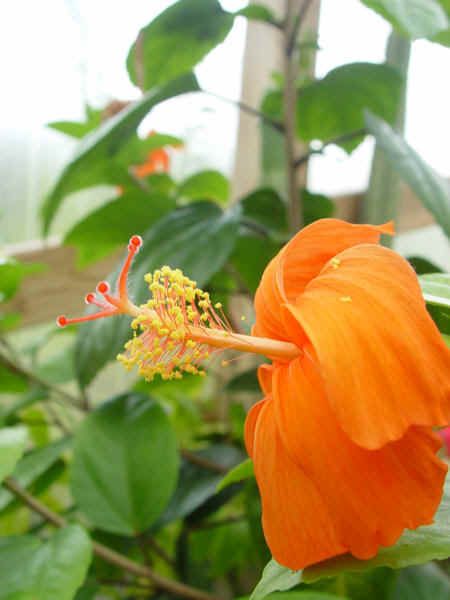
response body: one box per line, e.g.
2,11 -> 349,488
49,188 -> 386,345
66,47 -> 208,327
57,219 -> 450,570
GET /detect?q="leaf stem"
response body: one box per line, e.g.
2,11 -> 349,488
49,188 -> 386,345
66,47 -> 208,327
293,128 -> 367,168
3,477 -> 219,600
202,90 -> 284,132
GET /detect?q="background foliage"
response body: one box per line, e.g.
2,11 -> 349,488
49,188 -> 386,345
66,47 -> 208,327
1,1 -> 450,599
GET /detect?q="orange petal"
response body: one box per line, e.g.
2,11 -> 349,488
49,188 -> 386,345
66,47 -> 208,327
253,219 -> 392,342
286,243 -> 450,449
257,364 -> 273,395
244,397 -> 267,458
272,357 -> 447,561
252,397 -> 346,569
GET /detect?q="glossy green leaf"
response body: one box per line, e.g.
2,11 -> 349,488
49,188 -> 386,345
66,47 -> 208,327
303,476 -> 450,582
360,0 -> 448,39
28,525 -> 92,600
365,112 -> 450,237
297,63 -> 402,150
0,426 -> 27,483
157,444 -> 243,526
0,535 -> 41,598
250,559 -> 302,600
41,73 -> 199,233
126,0 -> 233,90
392,564 -> 450,600
178,170 -> 230,204
235,4 -> 278,25
0,260 -> 46,303
216,458 -> 254,492
64,191 -> 175,267
0,526 -> 91,599
74,202 -> 240,386
71,393 -> 179,535
0,437 -> 70,510
266,594 -> 345,600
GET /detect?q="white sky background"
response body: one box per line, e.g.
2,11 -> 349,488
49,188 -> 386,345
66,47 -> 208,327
0,0 -> 449,257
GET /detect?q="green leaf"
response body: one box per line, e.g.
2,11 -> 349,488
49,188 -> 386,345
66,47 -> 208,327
0,437 -> 70,510
0,426 -> 27,483
266,594 -> 345,600
240,188 -> 287,235
231,234 -> 281,293
0,259 -> 46,303
71,393 -> 179,535
297,63 -> 402,150
392,564 -> 450,600
360,0 -> 448,39
0,364 -> 29,394
0,535 -> 41,598
74,201 -> 240,386
420,273 -> 450,335
41,73 -> 199,233
420,273 -> 450,309
157,444 -> 243,526
235,4 -> 278,25
408,256 -> 443,275
178,170 -> 230,205
115,132 -> 183,167
48,105 -> 103,139
64,191 -> 176,267
126,0 -> 233,90
365,112 -> 450,237
303,475 -> 450,582
216,458 -> 254,492
250,559 -> 302,600
28,525 -> 92,600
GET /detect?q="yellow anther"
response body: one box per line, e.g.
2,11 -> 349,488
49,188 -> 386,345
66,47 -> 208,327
214,302 -> 222,309
330,258 -> 341,269
340,296 -> 352,303
241,315 -> 246,321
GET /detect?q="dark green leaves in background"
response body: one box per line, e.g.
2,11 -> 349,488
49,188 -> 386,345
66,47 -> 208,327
71,393 -> 178,535
126,0 -> 233,89
0,426 -> 27,483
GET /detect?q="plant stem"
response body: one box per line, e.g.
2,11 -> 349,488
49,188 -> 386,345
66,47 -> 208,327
283,0 -> 303,234
203,90 -> 284,133
0,350 -> 85,410
293,128 -> 367,168
3,477 -> 219,600
181,449 -> 228,474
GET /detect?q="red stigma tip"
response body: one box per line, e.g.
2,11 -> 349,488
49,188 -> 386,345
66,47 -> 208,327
57,315 -> 67,327
130,235 -> 143,248
85,293 -> 95,304
97,281 -> 110,294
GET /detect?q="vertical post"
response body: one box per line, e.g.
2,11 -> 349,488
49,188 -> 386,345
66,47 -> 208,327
360,31 -> 411,243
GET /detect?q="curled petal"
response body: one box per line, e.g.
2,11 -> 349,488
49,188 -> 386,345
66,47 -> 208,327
244,397 -> 267,458
253,219 -> 392,341
272,356 -> 447,563
251,397 -> 345,569
286,244 -> 450,449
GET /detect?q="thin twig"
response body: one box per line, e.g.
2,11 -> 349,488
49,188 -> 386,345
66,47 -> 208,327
202,90 -> 284,133
0,351 -> 85,409
287,0 -> 314,56
3,477 -> 219,600
180,449 -> 228,474
293,128 -> 367,169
